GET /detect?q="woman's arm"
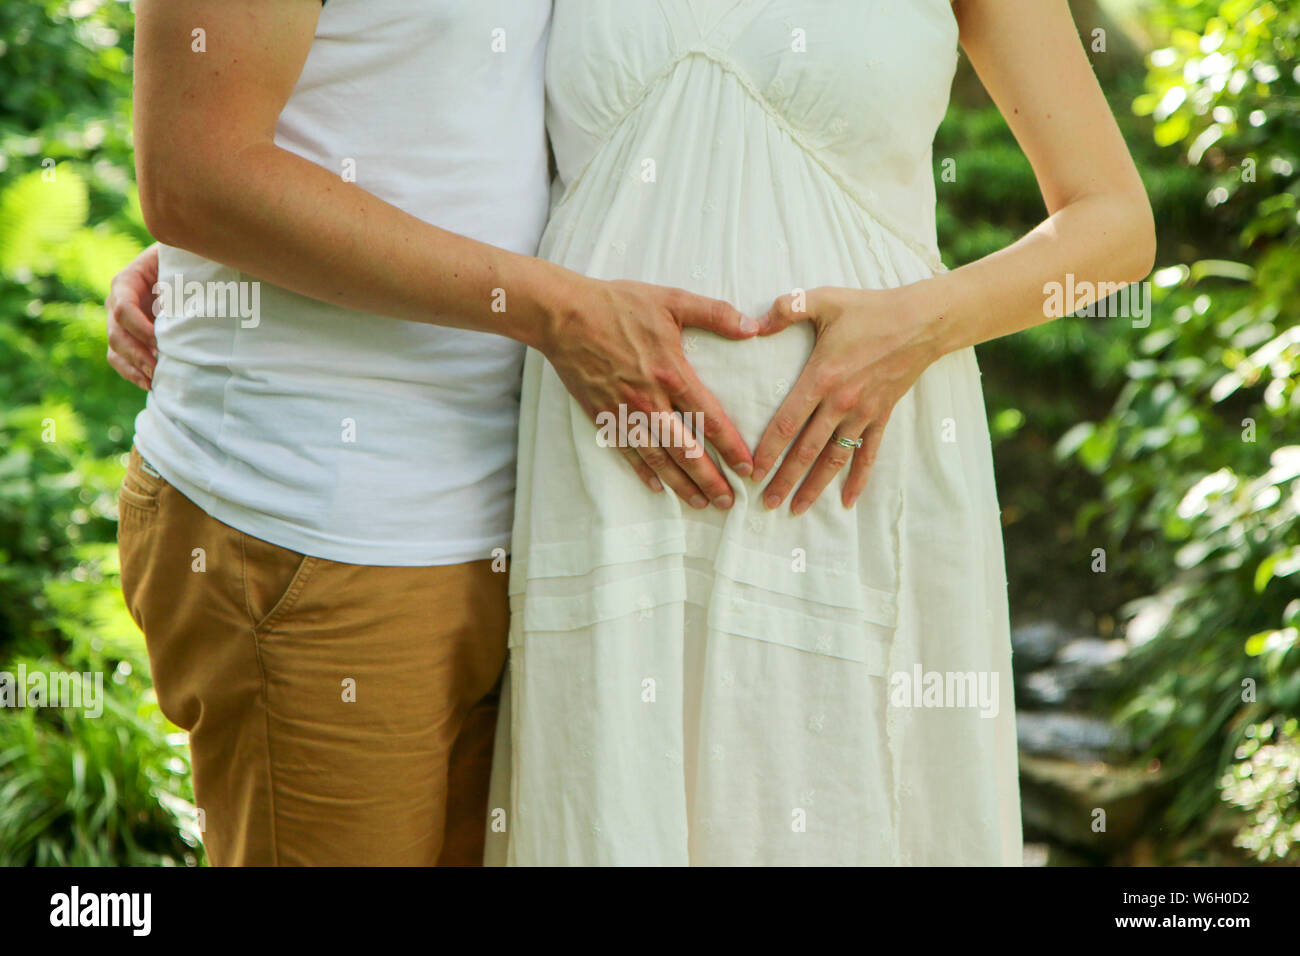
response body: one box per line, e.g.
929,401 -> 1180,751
751,0 -> 1156,513
914,0 -> 1156,351
131,0 -> 756,509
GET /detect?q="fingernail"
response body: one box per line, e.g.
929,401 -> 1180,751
791,500 -> 809,516
764,493 -> 781,510
734,462 -> 752,478
739,315 -> 758,334
649,476 -> 664,492
751,468 -> 766,483
712,494 -> 733,510
690,494 -> 708,509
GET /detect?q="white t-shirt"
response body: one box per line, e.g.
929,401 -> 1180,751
135,0 -> 552,566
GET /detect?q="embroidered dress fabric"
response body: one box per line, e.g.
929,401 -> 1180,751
487,0 -> 1022,865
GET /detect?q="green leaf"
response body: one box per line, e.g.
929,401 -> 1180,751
0,166 -> 90,275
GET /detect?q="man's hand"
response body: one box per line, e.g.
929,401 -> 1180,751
752,284 -> 947,514
540,277 -> 758,510
105,243 -> 160,390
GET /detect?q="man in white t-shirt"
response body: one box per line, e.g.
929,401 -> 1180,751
108,0 -> 757,865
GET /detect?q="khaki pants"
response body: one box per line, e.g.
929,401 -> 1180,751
117,447 -> 508,866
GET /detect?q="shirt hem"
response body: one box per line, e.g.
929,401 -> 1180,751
132,433 -> 512,568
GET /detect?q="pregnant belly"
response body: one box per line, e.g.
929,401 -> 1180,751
678,321 -> 817,454
537,157 -> 917,459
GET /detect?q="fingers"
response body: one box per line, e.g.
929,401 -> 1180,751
110,294 -> 159,357
138,242 -> 161,288
660,360 -> 753,478
113,244 -> 161,338
751,362 -> 825,483
760,403 -> 842,513
122,245 -> 161,303
113,293 -> 158,351
638,404 -> 734,508
105,243 -> 162,390
590,392 -> 726,509
842,421 -> 888,508
792,419 -> 870,515
672,289 -> 758,340
107,347 -> 152,391
633,437 -> 716,509
759,291 -> 804,335
759,287 -> 834,335
106,314 -> 157,386
615,445 -> 664,494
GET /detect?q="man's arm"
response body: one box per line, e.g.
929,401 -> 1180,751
131,0 -> 755,508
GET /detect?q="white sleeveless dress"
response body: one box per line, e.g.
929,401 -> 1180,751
486,0 -> 1022,866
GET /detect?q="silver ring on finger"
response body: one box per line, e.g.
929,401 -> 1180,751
831,432 -> 864,449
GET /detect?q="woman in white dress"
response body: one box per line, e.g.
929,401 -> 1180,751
105,0 -> 1153,866
488,0 -> 1154,865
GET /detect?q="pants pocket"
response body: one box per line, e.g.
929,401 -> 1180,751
118,446 -> 168,629
118,446 -> 164,515
239,531 -> 320,635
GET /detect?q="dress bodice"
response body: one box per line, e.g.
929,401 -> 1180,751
544,0 -> 960,260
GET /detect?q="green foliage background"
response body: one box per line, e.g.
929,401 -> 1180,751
0,0 -> 1295,865
0,0 -> 198,865
937,0 -> 1300,862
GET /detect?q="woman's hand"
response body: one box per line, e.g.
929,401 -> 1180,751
751,283 -> 947,513
105,244 -> 160,390
745,0 -> 1157,516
